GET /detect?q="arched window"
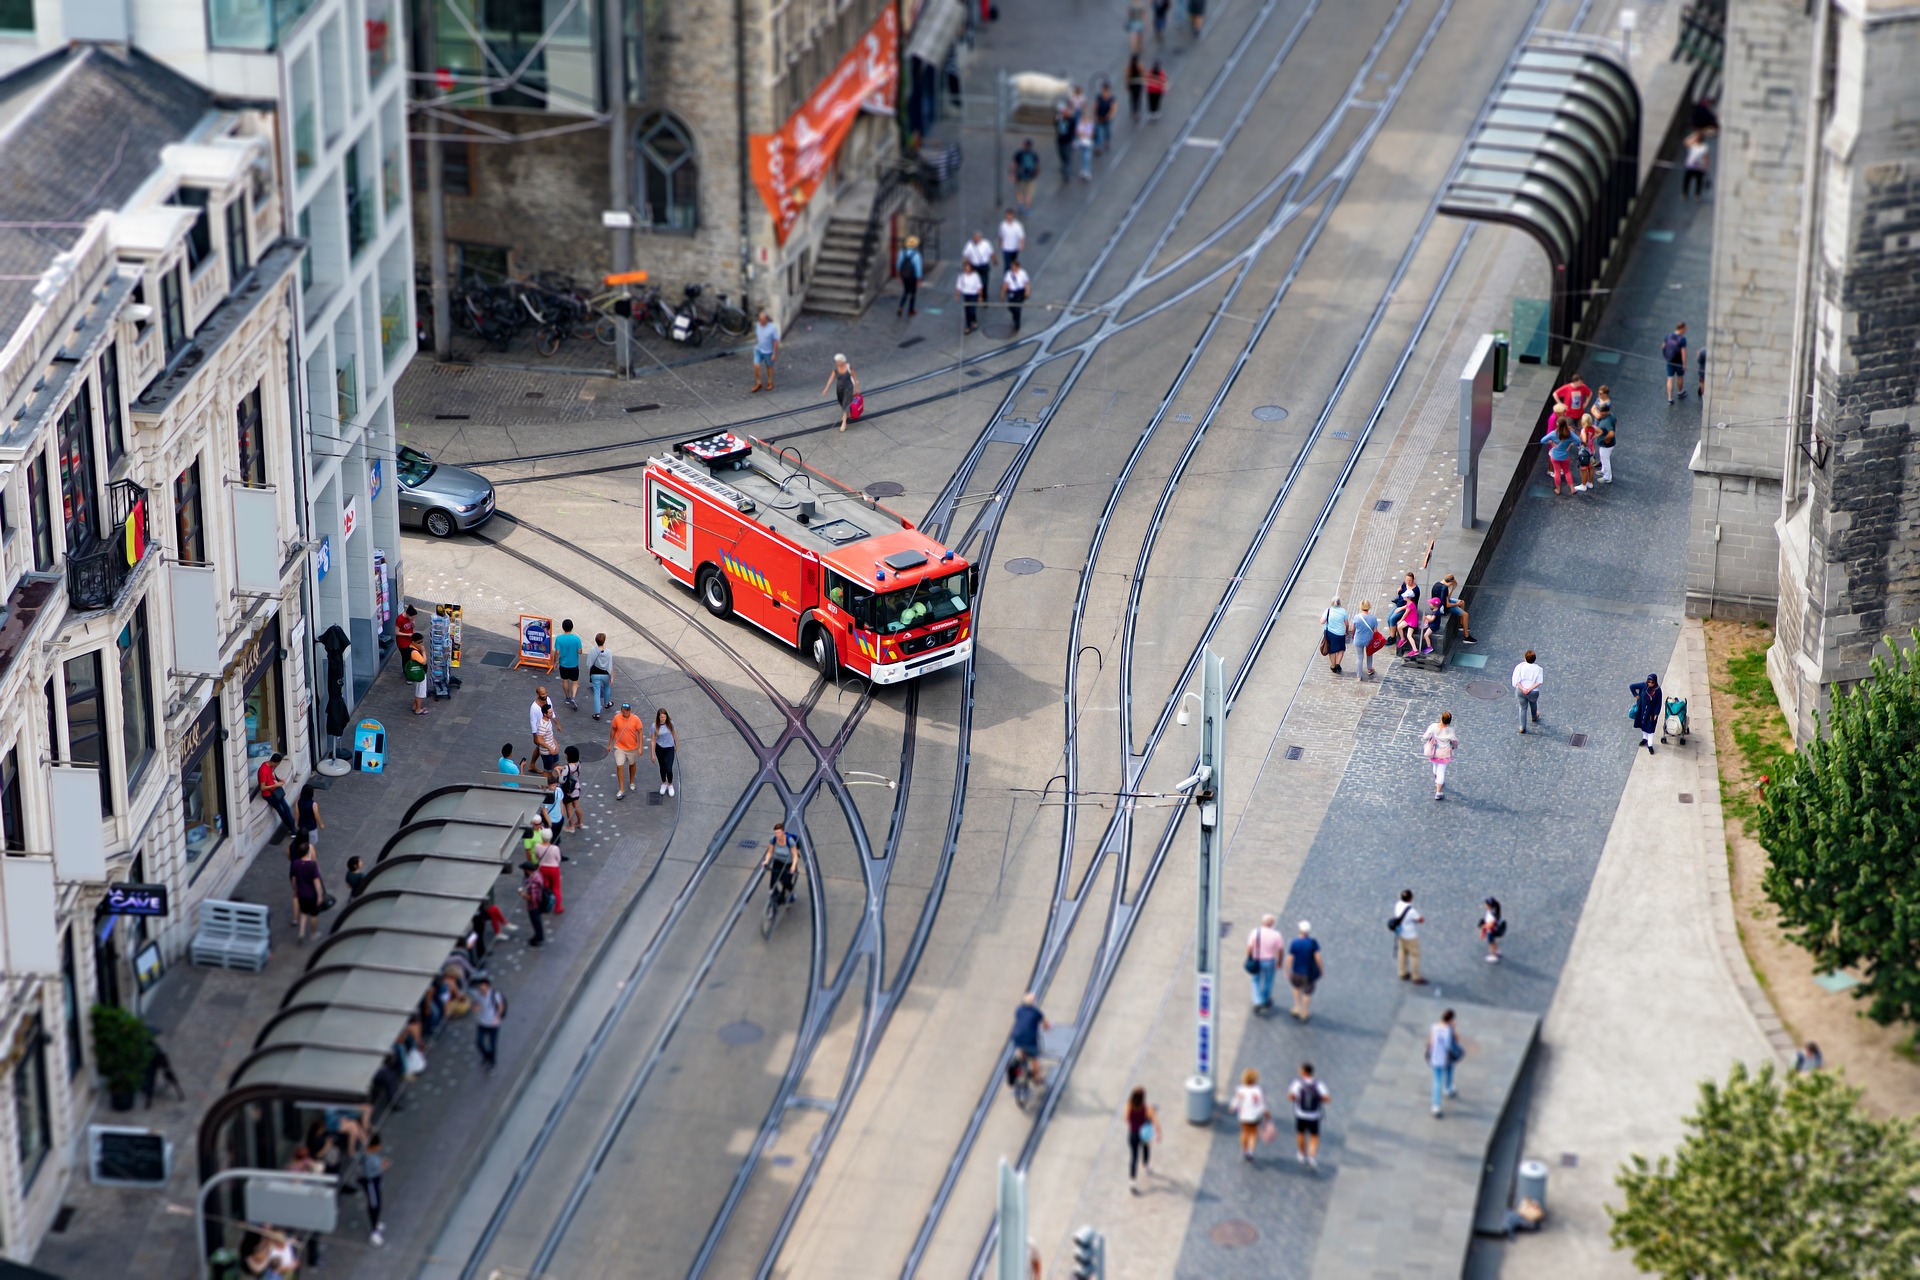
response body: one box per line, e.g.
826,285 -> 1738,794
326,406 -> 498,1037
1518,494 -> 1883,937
635,112 -> 698,233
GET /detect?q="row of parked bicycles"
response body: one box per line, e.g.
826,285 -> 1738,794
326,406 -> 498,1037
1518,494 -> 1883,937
418,272 -> 754,357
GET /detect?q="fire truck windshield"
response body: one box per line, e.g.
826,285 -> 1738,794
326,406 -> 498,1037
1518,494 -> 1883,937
869,569 -> 971,634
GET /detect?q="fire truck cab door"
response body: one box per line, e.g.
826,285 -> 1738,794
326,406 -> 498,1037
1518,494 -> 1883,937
802,561 -> 819,604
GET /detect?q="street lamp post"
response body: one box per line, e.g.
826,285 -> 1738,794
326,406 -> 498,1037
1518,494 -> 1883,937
1187,647 -> 1224,1124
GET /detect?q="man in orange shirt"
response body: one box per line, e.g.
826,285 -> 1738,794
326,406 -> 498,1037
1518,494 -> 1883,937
607,702 -> 644,800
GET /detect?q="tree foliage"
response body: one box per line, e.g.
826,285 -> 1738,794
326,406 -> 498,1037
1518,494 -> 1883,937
1610,1063 -> 1920,1278
1754,628 -> 1920,1025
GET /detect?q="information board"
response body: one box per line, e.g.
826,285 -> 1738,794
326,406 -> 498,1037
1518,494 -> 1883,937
516,614 -> 555,672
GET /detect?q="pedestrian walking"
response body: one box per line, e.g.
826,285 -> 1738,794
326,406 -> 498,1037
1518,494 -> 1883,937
1074,112 -> 1096,180
405,639 -> 429,715
998,209 -> 1025,271
1542,420 -> 1577,495
1512,650 -> 1543,733
295,782 -> 323,847
750,309 -> 781,389
1421,712 -> 1458,801
1054,101 -> 1076,178
608,702 -> 643,798
1152,0 -> 1170,42
1428,1008 -> 1463,1116
1392,889 -> 1425,983
1093,81 -> 1117,155
1125,0 -> 1147,53
345,855 -> 369,899
1145,60 -> 1168,120
1125,1086 -> 1158,1192
533,697 -> 559,777
957,262 -> 984,334
894,240 -> 923,318
1245,913 -> 1284,1012
1630,672 -> 1663,754
1286,921 -> 1322,1022
1230,1068 -> 1269,1161
1662,321 -> 1688,403
1479,897 -> 1505,962
1188,0 -> 1205,36
554,619 -> 584,709
1575,413 -> 1599,492
361,1133 -> 390,1248
1011,141 -> 1040,216
1593,390 -> 1616,484
822,353 -> 859,431
1681,130 -> 1711,200
289,841 -> 326,942
1125,55 -> 1146,122
1287,1064 -> 1329,1170
963,230 -> 995,296
1352,599 -> 1381,679
258,752 -> 298,838
1002,262 -> 1031,335
1319,595 -> 1351,674
519,864 -> 549,947
528,686 -> 548,741
537,813 -> 564,914
560,745 -> 584,832
588,633 -> 613,719
650,707 -> 678,796
473,977 -> 507,1070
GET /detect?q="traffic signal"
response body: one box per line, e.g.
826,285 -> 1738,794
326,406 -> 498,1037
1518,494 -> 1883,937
1071,1225 -> 1105,1279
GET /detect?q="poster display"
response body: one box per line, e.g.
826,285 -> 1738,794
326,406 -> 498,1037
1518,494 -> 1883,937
649,478 -> 693,571
436,602 -> 463,668
373,548 -> 391,630
516,614 -> 555,672
429,611 -> 453,699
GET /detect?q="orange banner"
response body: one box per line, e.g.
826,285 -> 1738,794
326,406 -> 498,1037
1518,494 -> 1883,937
751,6 -> 898,245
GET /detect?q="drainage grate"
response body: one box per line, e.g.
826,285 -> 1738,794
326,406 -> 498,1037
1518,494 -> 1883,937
1331,431 -> 1350,439
1560,1152 -> 1580,1168
1678,793 -> 1694,804
1030,387 -> 1050,396
865,480 -> 906,498
1006,557 -> 1045,575
965,368 -> 982,377
1175,413 -> 1194,422
737,840 -> 759,849
1284,745 -> 1304,761
1569,733 -> 1587,747
647,792 -> 663,806
479,651 -> 514,668
1375,499 -> 1393,512
898,335 -> 925,349
624,402 -> 661,413
525,391 -> 544,399
51,1206 -> 74,1233
433,413 -> 470,420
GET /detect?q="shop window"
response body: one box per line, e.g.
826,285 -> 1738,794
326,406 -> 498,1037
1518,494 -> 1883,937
226,196 -> 250,284
61,932 -> 83,1077
181,702 -> 226,864
1,746 -> 23,851
160,267 -> 187,358
28,450 -> 53,571
100,344 -> 124,467
118,605 -> 155,790
634,112 -> 698,233
175,459 -> 206,562
237,386 -> 266,486
56,383 -> 98,552
13,1016 -> 51,1188
64,650 -> 113,818
242,621 -> 287,775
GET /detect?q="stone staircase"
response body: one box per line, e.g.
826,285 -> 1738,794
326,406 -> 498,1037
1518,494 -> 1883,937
803,182 -> 883,317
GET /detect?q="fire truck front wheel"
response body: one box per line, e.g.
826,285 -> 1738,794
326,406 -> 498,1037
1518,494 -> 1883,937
698,566 -> 734,618
806,625 -> 838,680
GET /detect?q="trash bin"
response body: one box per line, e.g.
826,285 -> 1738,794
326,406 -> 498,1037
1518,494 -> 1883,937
1185,1075 -> 1214,1125
1517,1158 -> 1549,1210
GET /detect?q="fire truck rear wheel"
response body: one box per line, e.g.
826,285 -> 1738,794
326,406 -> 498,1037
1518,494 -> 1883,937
699,567 -> 733,618
808,627 -> 837,679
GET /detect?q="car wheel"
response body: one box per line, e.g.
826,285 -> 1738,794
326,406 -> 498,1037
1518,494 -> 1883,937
808,626 -> 838,680
424,509 -> 457,538
699,567 -> 733,618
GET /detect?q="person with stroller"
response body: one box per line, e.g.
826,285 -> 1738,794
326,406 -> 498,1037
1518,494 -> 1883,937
1629,673 -> 1664,755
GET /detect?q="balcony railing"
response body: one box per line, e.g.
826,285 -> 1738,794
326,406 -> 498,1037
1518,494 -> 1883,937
67,481 -> 149,613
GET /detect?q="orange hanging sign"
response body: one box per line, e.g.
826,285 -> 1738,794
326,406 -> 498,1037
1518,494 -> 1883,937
750,6 -> 898,246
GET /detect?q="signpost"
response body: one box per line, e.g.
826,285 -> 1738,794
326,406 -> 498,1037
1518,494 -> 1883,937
1188,647 -> 1225,1124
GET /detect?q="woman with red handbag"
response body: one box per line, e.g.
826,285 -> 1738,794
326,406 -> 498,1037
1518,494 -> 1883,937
822,353 -> 861,432
1353,599 -> 1384,679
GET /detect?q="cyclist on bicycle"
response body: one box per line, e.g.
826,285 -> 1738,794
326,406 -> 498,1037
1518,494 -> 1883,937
762,821 -> 803,906
1009,992 -> 1051,1088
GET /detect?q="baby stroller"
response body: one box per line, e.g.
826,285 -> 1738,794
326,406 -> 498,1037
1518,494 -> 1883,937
1660,696 -> 1690,745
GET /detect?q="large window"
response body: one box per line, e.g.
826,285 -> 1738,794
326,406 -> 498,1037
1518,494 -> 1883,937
636,113 -> 698,232
56,384 -> 98,552
175,459 -> 205,562
14,1016 -> 51,1188
174,187 -> 213,272
100,344 -> 124,467
61,932 -> 83,1077
27,451 -> 52,570
64,650 -> 113,818
0,0 -> 33,32
1,746 -> 23,851
118,605 -> 155,790
237,386 -> 266,486
208,0 -> 318,49
226,196 -> 250,283
160,267 -> 187,358
433,0 -> 598,114
181,702 -> 226,864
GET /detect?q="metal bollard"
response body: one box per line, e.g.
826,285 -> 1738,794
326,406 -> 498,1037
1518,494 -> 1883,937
1517,1158 -> 1549,1211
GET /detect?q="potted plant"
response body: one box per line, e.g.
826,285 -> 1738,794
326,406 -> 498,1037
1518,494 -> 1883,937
91,1004 -> 153,1111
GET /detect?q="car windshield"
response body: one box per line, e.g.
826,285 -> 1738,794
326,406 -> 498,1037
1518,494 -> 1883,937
396,445 -> 436,488
869,569 -> 970,634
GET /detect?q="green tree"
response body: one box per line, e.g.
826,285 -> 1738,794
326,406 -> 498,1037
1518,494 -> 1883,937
1610,1063 -> 1920,1278
1754,628 -> 1920,1025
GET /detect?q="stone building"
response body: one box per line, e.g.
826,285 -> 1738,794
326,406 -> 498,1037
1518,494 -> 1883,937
412,0 -> 952,325
0,47 -> 305,1260
1686,0 -> 1920,740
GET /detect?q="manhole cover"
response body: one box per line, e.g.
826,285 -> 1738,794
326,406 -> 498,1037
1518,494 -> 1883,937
1678,793 -> 1694,804
1006,558 -> 1044,575
1375,499 -> 1394,512
1569,733 -> 1587,748
1284,745 -> 1304,761
1210,1220 -> 1259,1248
1465,680 -> 1506,700
718,1020 -> 765,1047
567,742 -> 608,763
1251,405 -> 1288,421
865,481 -> 905,498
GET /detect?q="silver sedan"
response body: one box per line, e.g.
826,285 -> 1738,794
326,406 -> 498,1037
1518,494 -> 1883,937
397,444 -> 495,537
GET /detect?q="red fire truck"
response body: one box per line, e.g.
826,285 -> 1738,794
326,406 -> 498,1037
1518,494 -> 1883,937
643,432 -> 974,684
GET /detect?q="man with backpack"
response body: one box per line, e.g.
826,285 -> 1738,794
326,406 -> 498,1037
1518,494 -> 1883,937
1011,141 -> 1040,216
473,978 -> 507,1069
895,236 -> 923,318
1287,1064 -> 1330,1170
519,865 -> 549,947
1662,321 -> 1688,403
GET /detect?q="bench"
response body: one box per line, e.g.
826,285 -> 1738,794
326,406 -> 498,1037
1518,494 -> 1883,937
190,900 -> 272,972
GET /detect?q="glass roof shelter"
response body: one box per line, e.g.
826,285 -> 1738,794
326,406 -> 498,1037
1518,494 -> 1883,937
1440,39 -> 1640,365
195,784 -> 536,1262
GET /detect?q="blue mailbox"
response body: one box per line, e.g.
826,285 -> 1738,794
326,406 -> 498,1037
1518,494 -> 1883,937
353,718 -> 387,774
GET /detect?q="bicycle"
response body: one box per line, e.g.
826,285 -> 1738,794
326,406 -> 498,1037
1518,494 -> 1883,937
590,283 -> 668,346
760,863 -> 798,939
1007,1048 -> 1052,1109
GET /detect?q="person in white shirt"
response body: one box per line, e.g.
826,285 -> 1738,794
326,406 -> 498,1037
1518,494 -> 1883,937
1001,263 -> 1031,335
1392,889 -> 1425,984
998,209 -> 1026,270
1421,710 -> 1458,800
962,231 -> 995,298
956,263 -> 984,335
1512,650 -> 1543,733
1230,1068 -> 1267,1161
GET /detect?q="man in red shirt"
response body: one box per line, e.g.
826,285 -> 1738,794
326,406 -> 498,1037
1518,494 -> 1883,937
258,752 -> 297,841
1553,375 -> 1593,419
